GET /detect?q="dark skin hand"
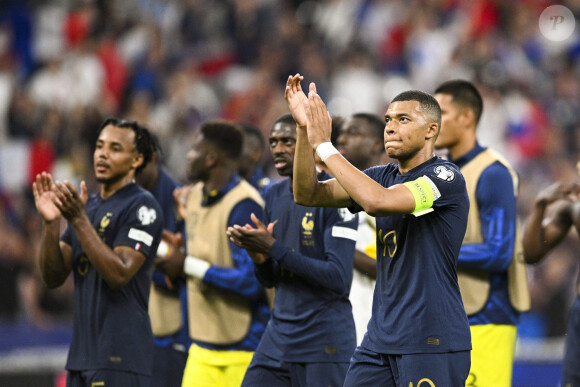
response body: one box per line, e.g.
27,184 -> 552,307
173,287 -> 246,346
226,213 -> 275,264
523,181 -> 580,264
52,180 -> 88,221
50,180 -> 146,290
154,230 -> 186,282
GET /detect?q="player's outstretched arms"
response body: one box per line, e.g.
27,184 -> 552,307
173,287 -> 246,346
303,90 -> 416,216
285,74 -> 308,128
522,181 -> 579,264
33,172 -> 72,289
289,80 -> 352,208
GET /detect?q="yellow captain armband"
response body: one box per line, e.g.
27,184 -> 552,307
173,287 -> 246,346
402,176 -> 439,217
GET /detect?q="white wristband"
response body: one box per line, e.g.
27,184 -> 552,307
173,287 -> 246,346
156,240 -> 170,257
183,255 -> 210,280
315,142 -> 339,162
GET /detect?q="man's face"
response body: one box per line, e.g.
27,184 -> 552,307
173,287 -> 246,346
186,133 -> 211,182
434,93 -> 464,150
94,125 -> 141,184
383,100 -> 434,160
238,135 -> 261,178
269,122 -> 296,177
336,117 -> 382,169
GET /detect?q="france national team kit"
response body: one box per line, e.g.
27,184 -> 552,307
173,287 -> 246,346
243,174 -> 358,386
61,183 -> 163,379
345,157 -> 471,386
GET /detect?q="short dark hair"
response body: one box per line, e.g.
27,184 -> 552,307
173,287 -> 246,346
97,118 -> 158,175
273,113 -> 296,127
352,113 -> 385,142
434,80 -> 483,125
391,90 -> 441,127
149,131 -> 163,162
239,122 -> 265,150
200,120 -> 243,159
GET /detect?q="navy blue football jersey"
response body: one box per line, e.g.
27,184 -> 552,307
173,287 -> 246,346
351,157 -> 472,354
61,183 -> 163,375
254,175 -> 358,362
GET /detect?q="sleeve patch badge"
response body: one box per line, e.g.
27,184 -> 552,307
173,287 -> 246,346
433,165 -> 455,182
332,226 -> 358,241
128,228 -> 153,247
137,206 -> 157,225
423,176 -> 441,201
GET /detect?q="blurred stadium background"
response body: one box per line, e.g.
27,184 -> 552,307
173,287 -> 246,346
0,0 -> 578,386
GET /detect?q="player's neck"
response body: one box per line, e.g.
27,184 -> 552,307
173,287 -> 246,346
101,174 -> 135,199
205,166 -> 236,193
448,138 -> 476,161
397,150 -> 435,175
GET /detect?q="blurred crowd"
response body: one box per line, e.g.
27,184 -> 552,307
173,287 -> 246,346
0,0 -> 579,341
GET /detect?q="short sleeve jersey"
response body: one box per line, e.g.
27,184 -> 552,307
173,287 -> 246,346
255,177 -> 358,362
61,183 -> 163,375
351,157 -> 471,354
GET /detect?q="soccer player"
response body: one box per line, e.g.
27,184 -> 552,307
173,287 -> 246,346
178,120 -> 271,387
287,74 -> 471,386
238,122 -> 273,197
227,113 -> 358,387
336,113 -> 385,344
522,180 -> 580,386
33,118 -> 163,386
434,80 -> 530,387
135,137 -> 190,387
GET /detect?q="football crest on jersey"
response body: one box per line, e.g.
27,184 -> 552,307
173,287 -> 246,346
301,212 -> 315,246
99,212 -> 113,236
137,206 -> 157,225
433,165 -> 455,182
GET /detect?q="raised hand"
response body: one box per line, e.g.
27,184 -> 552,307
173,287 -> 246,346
304,86 -> 333,150
284,74 -> 308,128
536,181 -> 580,207
52,180 -> 88,221
32,172 -> 62,223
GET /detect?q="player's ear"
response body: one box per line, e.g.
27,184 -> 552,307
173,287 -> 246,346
459,108 -> 475,128
426,122 -> 439,140
205,148 -> 219,168
132,153 -> 145,170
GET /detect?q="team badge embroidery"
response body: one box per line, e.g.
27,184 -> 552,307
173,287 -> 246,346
433,165 -> 455,182
137,206 -> 157,225
98,212 -> 113,235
